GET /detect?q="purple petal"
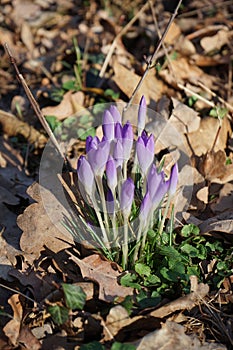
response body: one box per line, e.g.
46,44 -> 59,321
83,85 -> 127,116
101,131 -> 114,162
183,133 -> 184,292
120,178 -> 135,218
102,110 -> 115,140
115,122 -> 123,139
136,136 -> 154,174
113,139 -> 124,168
106,156 -> 117,190
139,191 -> 152,223
122,121 -> 133,161
77,155 -> 94,196
109,105 -> 122,123
87,140 -> 110,176
147,164 -> 163,199
138,95 -> 146,133
106,189 -> 115,214
169,163 -> 178,196
151,180 -> 170,210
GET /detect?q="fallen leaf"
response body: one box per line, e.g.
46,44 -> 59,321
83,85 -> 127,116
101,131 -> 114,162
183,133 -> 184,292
211,183 -> 233,214
3,294 -> 22,347
164,22 -> 181,44
196,186 -> 209,204
150,282 -> 209,318
68,253 -> 133,302
135,320 -> 227,350
199,212 -> 233,235
200,29 -> 230,53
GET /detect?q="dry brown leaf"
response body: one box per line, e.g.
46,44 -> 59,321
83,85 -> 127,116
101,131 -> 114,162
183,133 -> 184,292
112,60 -> 165,104
199,212 -> 233,235
0,110 -> 47,148
164,22 -> 181,45
17,326 -> 41,350
68,253 -> 133,302
200,29 -> 230,53
150,282 -> 209,318
211,183 -> 233,214
42,91 -> 85,121
21,21 -> 34,54
3,294 -> 22,347
187,116 -> 231,157
196,186 -> 209,204
171,97 -> 200,134
17,182 -> 73,263
135,320 -> 226,350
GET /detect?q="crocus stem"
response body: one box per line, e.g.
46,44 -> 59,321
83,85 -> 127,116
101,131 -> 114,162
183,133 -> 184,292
132,221 -> 143,264
158,194 -> 171,238
92,195 -> 110,250
122,215 -> 129,270
96,175 -> 110,233
123,160 -> 127,180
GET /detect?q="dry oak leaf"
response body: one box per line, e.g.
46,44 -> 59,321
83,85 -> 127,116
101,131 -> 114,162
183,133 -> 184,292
112,60 -> 165,104
68,253 -> 133,302
17,182 -> 73,263
135,320 -> 226,350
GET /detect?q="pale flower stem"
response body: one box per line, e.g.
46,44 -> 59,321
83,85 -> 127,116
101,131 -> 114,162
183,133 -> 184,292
133,221 -> 143,264
158,195 -> 171,238
122,215 -> 129,270
96,176 -> 110,233
92,198 -> 110,249
123,161 -> 127,180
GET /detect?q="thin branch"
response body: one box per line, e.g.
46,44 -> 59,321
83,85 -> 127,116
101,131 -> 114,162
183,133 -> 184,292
124,0 -> 183,112
4,43 -> 66,162
0,283 -> 37,306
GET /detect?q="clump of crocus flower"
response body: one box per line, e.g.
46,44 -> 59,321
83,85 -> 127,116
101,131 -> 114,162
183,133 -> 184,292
77,96 -> 178,269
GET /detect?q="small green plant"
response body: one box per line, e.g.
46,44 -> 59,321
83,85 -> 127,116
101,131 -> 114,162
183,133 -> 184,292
47,283 -> 86,325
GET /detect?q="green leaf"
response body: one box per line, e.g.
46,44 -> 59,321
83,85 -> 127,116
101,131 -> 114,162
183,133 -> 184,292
187,265 -> 200,276
62,79 -> 77,91
180,244 -> 199,258
78,127 -> 96,140
145,274 -> 161,285
181,224 -> 200,237
80,114 -> 92,124
48,305 -> 69,325
135,263 -> 151,277
160,267 -> 180,282
45,115 -> 61,131
111,342 -> 136,350
120,273 -> 141,289
80,341 -> 105,350
159,246 -> 182,263
62,283 -> 86,310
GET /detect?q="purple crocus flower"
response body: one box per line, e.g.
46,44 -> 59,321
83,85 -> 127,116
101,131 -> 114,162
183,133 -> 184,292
87,140 -> 110,177
122,121 -> 133,161
139,191 -> 152,223
102,110 -> 115,141
168,163 -> 178,196
120,178 -> 135,218
106,156 -> 117,191
147,164 -> 164,200
106,189 -> 115,214
113,139 -> 124,168
109,105 -> 122,124
77,155 -> 95,197
115,122 -> 123,139
138,95 -> 146,134
136,133 -> 154,174
86,135 -> 100,153
151,179 -> 170,210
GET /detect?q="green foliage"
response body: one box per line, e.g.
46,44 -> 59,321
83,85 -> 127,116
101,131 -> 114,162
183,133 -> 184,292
48,305 -> 69,325
62,283 -> 86,310
80,341 -> 105,350
111,342 -> 136,350
209,107 -> 228,119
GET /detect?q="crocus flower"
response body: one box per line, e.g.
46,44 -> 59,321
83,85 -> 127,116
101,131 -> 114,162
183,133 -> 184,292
168,163 -> 178,196
102,110 -> 115,141
109,105 -> 122,123
147,164 -> 164,200
151,179 -> 170,211
122,121 -> 133,161
120,178 -> 135,218
106,189 -> 114,214
77,155 -> 95,197
106,156 -> 117,191
115,122 -> 123,139
139,191 -> 152,224
136,133 -> 154,174
138,95 -> 146,134
87,140 -> 110,177
113,139 -> 124,169
86,135 -> 100,153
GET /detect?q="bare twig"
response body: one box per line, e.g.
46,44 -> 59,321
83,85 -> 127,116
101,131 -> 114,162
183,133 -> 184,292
124,0 -> 183,112
99,2 -> 150,79
4,43 -> 66,161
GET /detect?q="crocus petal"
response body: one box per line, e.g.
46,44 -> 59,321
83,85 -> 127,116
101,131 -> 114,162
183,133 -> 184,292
151,180 -> 170,210
106,189 -> 114,214
109,105 -> 122,123
77,155 -> 94,196
122,121 -> 133,161
87,140 -> 110,177
102,110 -> 115,140
120,178 -> 134,218
139,191 -> 152,223
147,164 -> 163,199
168,163 -> 178,196
136,135 -> 154,174
113,139 -> 124,168
138,95 -> 146,134
115,122 -> 123,139
106,156 -> 117,191
86,135 -> 100,153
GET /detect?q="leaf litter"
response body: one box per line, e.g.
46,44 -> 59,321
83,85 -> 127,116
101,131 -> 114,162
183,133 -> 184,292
0,0 -> 233,349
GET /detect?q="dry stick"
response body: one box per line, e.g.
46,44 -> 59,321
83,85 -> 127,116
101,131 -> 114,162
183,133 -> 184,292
99,2 -> 150,79
124,0 -> 183,112
4,43 -> 66,162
